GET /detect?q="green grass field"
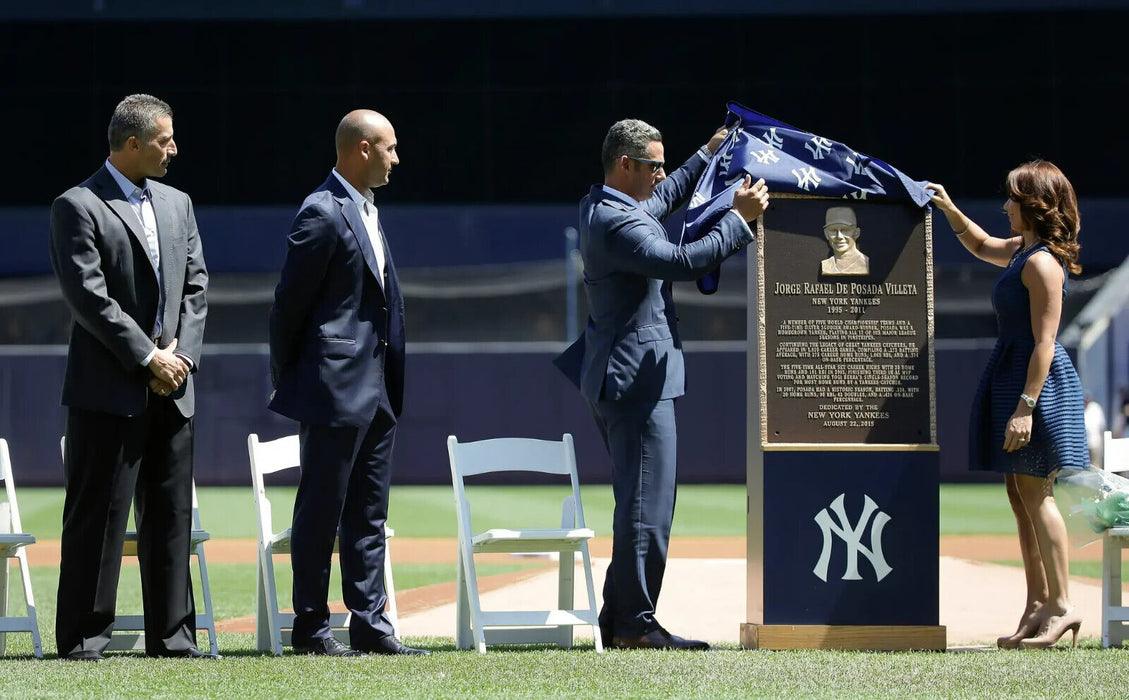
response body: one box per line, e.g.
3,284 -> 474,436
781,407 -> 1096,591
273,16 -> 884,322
15,482 -> 1014,540
1,639 -> 1127,699
4,483 -> 1129,697
13,483 -> 753,540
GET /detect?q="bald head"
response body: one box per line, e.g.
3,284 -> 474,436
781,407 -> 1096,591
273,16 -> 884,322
335,110 -> 392,156
334,109 -> 399,192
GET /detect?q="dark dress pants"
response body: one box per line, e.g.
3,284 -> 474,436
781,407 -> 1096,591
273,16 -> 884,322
290,398 -> 397,648
56,400 -> 196,657
590,397 -> 678,638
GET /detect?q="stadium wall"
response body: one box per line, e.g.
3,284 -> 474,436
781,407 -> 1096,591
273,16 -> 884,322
0,343 -> 995,488
3,199 -> 1127,277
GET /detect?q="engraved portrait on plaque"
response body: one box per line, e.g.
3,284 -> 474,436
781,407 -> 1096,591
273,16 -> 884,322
761,197 -> 934,446
820,205 -> 869,276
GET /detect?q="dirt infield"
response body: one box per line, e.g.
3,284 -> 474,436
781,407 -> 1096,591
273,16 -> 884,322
23,534 -> 1109,567
22,534 -> 1121,641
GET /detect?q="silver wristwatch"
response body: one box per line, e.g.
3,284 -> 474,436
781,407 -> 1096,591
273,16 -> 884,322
1020,393 -> 1037,408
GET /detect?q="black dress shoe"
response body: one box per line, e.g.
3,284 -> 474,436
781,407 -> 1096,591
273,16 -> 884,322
293,637 -> 361,657
153,647 -> 221,659
612,627 -> 709,650
64,650 -> 104,662
355,635 -> 430,656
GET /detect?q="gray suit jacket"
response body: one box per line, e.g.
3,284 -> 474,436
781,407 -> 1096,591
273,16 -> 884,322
555,153 -> 754,404
49,166 -> 208,417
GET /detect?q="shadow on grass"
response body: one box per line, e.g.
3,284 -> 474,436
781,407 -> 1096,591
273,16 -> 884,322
434,642 -> 602,654
0,654 -> 47,663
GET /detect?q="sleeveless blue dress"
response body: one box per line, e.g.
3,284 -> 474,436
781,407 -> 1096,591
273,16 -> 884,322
968,244 -> 1089,477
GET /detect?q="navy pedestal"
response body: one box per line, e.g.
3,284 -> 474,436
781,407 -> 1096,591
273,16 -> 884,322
742,449 -> 945,650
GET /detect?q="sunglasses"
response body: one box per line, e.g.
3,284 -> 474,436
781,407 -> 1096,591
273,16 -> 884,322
627,156 -> 665,173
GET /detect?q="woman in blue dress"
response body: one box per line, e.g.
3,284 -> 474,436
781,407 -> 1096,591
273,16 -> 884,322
928,160 -> 1088,650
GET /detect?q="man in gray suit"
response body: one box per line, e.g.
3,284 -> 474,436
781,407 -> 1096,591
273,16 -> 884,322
49,94 -> 210,661
556,119 -> 768,649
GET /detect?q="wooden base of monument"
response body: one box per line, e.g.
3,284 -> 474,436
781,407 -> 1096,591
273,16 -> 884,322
740,624 -> 946,651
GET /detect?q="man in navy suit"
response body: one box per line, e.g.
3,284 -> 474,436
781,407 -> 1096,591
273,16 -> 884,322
556,119 -> 769,649
49,94 -> 211,660
268,110 -> 425,656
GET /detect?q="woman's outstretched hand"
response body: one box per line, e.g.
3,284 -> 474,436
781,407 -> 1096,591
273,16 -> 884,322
925,182 -> 956,214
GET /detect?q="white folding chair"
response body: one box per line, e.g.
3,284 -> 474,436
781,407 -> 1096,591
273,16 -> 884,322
58,437 -> 218,654
0,439 -> 43,658
1101,430 -> 1129,648
447,433 -> 602,653
247,433 -> 399,655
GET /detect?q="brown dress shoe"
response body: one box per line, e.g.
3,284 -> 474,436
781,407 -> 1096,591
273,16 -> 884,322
612,627 -> 709,650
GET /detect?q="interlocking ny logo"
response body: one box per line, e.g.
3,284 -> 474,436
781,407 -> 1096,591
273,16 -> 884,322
792,166 -> 822,191
750,149 -> 780,165
761,127 -> 784,150
813,493 -> 892,582
719,143 -> 746,186
804,136 -> 833,160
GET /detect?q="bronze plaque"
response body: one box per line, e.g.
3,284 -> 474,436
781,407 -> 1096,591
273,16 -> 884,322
759,197 -> 934,445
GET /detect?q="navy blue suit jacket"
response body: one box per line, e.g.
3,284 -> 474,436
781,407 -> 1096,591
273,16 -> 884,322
555,153 -> 754,404
268,174 -> 406,427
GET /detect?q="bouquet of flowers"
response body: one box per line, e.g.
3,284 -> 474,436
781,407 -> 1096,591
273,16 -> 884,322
1055,466 -> 1129,549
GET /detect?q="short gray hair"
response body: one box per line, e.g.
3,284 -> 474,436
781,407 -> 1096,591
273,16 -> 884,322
601,119 -> 662,173
107,94 -> 173,151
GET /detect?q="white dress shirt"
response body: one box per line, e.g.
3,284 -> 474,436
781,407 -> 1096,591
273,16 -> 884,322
332,169 -> 386,285
105,160 -> 165,365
